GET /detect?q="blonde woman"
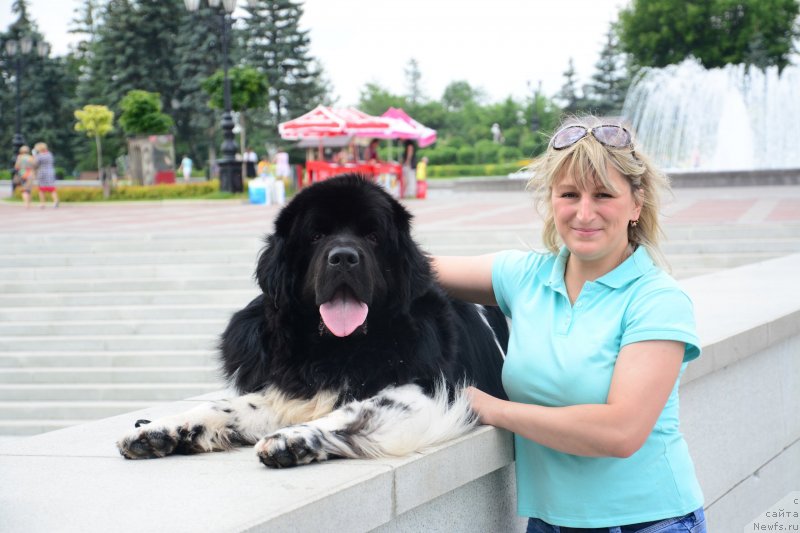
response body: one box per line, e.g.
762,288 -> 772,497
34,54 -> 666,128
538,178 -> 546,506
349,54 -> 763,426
433,117 -> 705,532
33,142 -> 58,208
14,145 -> 36,208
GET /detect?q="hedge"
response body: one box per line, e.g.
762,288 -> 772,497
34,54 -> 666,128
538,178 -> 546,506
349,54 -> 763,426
10,180 -> 224,202
427,160 -> 530,178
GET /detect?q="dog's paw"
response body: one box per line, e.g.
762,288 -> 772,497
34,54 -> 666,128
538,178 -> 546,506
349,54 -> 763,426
117,419 -> 209,459
255,426 -> 328,468
117,421 -> 180,459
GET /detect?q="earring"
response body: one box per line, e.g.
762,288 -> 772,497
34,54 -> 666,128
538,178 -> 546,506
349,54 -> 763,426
630,220 -> 639,227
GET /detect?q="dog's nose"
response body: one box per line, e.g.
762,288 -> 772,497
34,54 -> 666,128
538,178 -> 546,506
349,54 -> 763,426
328,246 -> 360,269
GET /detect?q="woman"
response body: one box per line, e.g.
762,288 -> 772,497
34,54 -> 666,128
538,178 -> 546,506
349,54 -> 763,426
401,140 -> 417,199
14,145 -> 36,209
433,118 -> 705,532
33,142 -> 58,208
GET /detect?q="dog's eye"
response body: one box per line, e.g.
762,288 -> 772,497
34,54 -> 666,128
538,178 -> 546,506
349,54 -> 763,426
311,233 -> 324,243
366,233 -> 378,244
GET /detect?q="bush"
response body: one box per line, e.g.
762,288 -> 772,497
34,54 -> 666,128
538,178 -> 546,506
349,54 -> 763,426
426,162 -> 526,178
10,180 -> 222,202
425,146 -> 458,165
473,140 -> 500,164
456,146 -> 475,165
498,146 -> 524,161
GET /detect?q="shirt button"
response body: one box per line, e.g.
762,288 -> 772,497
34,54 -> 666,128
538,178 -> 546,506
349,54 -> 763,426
576,302 -> 583,308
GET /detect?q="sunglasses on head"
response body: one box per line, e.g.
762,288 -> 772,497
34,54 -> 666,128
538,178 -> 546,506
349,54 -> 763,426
551,124 -> 632,150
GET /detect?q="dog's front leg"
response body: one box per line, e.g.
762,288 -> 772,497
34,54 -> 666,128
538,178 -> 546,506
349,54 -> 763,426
116,393 -> 275,459
255,383 -> 478,468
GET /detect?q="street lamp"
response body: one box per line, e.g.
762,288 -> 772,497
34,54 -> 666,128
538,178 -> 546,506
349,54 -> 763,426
5,36 -> 49,182
184,0 -> 257,193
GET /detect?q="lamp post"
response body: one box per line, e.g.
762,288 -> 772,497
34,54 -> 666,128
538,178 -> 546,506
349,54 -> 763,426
6,36 -> 49,184
184,0 -> 257,193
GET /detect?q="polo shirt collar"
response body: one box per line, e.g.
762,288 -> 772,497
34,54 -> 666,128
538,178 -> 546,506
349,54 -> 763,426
541,245 -> 655,290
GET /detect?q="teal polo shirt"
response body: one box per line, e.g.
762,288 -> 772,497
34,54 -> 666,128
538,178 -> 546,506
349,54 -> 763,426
492,246 -> 703,528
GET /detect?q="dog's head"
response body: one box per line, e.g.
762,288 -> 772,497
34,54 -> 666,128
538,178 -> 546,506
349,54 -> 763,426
256,175 -> 431,337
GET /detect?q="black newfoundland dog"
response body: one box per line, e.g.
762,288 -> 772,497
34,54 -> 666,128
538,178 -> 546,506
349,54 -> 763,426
118,175 -> 508,468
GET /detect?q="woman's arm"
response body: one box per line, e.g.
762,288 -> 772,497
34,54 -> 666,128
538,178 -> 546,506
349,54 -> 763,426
469,340 -> 685,458
430,254 -> 497,305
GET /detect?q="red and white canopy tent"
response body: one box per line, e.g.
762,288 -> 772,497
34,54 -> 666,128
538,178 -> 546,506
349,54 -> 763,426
278,105 -> 394,141
380,107 -> 437,147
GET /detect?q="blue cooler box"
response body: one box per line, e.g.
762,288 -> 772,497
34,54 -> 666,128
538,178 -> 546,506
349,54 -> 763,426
248,183 -> 267,204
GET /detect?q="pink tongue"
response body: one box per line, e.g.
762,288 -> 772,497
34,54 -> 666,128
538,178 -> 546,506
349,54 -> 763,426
319,290 -> 369,337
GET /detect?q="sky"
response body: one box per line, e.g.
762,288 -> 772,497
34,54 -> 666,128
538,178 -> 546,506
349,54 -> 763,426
1,0 -> 629,106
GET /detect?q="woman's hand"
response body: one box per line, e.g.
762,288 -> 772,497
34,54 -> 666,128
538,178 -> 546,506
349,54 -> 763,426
466,386 -> 504,426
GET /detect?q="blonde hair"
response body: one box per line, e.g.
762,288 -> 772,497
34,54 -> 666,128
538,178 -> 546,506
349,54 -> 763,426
527,116 -> 672,268
19,145 -> 30,154
34,142 -> 48,152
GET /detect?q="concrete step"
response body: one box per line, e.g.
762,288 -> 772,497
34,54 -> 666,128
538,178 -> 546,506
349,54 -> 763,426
0,383 -> 223,402
0,305 -> 238,322
0,277 -> 257,294
0,319 -> 228,336
0,250 -> 260,268
0,263 -> 257,281
0,366 -> 222,385
0,290 -> 257,307
0,401 -> 157,421
0,419 -> 93,436
0,350 -> 219,368
0,237 -> 261,254
0,334 -> 219,352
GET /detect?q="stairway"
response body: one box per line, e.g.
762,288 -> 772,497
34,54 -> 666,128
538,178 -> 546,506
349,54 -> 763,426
1,222 -> 800,436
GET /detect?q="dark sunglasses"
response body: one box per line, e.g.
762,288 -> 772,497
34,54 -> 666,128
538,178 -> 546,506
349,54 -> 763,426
551,125 -> 632,150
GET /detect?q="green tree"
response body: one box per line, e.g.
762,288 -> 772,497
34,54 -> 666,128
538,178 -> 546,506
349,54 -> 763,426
405,58 -> 424,105
1,1 -> 81,172
441,80 -> 485,113
357,82 -> 408,116
241,0 -> 330,144
172,6 -> 224,170
618,0 -> 800,71
555,58 -> 586,115
585,24 -> 630,116
202,66 -> 268,168
119,90 -> 173,136
74,104 -> 114,177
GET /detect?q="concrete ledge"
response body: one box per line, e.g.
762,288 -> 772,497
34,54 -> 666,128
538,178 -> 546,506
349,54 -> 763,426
1,254 -> 798,532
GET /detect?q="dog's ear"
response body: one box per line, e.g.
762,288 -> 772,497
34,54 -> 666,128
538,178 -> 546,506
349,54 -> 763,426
391,199 -> 434,305
255,233 -> 290,309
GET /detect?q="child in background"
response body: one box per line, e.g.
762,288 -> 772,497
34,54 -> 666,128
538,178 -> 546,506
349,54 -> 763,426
415,156 -> 428,199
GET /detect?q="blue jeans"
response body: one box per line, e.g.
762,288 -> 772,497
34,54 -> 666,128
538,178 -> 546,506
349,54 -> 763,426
525,507 -> 706,533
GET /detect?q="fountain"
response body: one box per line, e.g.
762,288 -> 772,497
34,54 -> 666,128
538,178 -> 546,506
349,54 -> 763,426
622,58 -> 800,171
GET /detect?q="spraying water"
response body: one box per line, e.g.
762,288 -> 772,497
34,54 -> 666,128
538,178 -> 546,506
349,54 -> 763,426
622,58 -> 800,171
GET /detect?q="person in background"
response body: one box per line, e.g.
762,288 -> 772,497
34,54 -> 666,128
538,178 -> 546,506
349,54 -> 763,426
401,140 -> 417,199
432,117 -> 706,532
257,154 -> 272,177
365,139 -> 380,163
244,147 -> 258,179
180,154 -> 193,182
14,145 -> 36,209
33,142 -> 58,208
415,155 -> 428,199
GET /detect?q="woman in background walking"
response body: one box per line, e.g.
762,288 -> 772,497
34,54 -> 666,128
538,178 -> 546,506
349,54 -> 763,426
33,142 -> 58,208
14,145 -> 36,209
